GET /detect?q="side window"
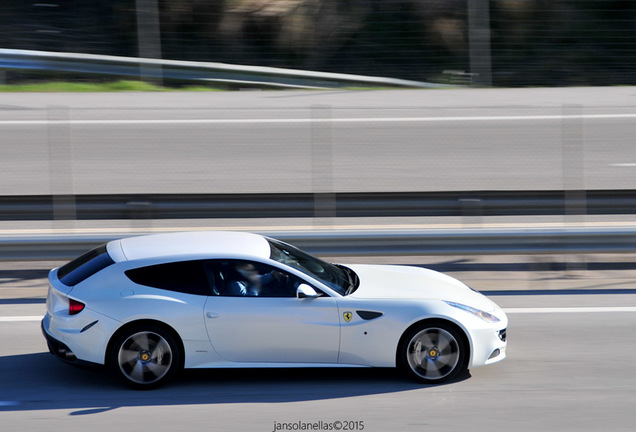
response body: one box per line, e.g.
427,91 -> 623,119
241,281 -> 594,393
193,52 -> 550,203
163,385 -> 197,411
125,260 -> 213,296
214,260 -> 304,298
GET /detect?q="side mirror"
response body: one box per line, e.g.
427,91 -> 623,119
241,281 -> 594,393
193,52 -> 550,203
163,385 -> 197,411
297,284 -> 320,299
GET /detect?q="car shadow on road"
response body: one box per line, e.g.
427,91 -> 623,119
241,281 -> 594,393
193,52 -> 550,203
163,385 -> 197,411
0,352 -> 470,415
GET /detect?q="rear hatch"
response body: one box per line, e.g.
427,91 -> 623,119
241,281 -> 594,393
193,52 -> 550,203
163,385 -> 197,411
47,243 -> 116,315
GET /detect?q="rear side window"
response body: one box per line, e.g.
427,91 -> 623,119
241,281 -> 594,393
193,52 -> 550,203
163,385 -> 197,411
58,244 -> 115,287
125,260 -> 212,296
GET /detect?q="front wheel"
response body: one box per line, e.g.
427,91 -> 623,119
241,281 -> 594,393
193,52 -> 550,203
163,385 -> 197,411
399,322 -> 467,384
108,324 -> 181,389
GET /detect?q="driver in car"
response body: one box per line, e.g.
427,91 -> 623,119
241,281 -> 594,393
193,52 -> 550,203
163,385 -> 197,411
227,262 -> 285,296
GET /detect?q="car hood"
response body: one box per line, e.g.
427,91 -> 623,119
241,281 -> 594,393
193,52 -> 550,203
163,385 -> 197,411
345,264 -> 496,311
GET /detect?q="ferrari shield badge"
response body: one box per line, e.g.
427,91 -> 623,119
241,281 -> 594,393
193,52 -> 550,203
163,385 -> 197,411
343,311 -> 353,323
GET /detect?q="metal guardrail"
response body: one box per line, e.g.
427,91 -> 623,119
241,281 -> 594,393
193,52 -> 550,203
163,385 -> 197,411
2,190 -> 635,260
0,48 -> 445,89
279,228 -> 636,256
1,227 -> 636,261
1,190 -> 635,221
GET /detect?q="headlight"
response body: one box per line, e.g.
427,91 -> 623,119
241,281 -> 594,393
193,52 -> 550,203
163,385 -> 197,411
444,301 -> 500,323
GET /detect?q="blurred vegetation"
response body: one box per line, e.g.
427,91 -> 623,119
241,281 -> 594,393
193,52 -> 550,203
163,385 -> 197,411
0,80 -> 223,92
1,0 -> 635,86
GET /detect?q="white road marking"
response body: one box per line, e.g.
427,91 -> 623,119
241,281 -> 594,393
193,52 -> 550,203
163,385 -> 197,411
1,113 -> 636,126
0,316 -> 42,322
504,307 -> 636,314
611,163 -> 636,167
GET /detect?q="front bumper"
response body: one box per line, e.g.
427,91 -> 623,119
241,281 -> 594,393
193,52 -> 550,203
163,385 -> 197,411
468,324 -> 507,369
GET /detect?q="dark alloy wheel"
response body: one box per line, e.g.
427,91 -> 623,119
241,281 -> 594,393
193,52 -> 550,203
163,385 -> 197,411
109,324 -> 181,389
399,322 -> 467,384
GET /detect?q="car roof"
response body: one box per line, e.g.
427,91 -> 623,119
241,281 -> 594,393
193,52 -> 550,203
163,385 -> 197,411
108,231 -> 271,262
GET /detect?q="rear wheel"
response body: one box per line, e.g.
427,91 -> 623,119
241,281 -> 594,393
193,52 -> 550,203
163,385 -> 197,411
109,324 -> 181,389
399,322 -> 467,384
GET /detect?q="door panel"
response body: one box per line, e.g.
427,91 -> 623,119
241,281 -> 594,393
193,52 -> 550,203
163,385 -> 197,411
203,296 -> 340,363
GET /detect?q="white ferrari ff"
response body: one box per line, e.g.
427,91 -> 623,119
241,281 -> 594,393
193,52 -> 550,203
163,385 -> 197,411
42,231 -> 507,389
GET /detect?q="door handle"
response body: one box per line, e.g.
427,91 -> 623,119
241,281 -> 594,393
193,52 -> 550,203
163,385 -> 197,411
206,311 -> 219,319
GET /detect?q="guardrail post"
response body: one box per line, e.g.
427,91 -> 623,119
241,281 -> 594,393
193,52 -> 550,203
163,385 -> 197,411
311,105 -> 336,223
467,0 -> 493,87
135,0 -> 163,85
47,106 -> 76,225
127,200 -> 153,230
562,104 -> 586,218
562,104 -> 587,271
459,198 -> 483,226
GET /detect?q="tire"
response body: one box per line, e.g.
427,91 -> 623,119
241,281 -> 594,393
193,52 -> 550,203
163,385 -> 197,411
108,324 -> 181,389
399,322 -> 467,384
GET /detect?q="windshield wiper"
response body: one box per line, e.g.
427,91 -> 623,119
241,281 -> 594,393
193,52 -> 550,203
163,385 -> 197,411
346,268 -> 360,295
335,264 -> 359,295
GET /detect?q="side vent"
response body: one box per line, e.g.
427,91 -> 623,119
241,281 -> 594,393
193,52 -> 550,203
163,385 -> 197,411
356,311 -> 383,320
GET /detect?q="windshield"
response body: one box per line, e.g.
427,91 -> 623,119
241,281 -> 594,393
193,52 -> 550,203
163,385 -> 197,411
268,238 -> 355,295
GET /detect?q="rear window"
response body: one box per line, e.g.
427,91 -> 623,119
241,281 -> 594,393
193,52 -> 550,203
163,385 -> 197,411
125,260 -> 212,296
57,244 -> 115,286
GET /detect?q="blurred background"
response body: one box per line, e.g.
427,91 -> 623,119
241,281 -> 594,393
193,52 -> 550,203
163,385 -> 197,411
2,0 -> 636,86
3,4 -> 636,429
1,0 -> 636,260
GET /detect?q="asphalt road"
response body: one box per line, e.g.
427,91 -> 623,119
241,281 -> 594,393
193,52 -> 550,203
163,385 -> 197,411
2,87 -> 636,195
1,264 -> 636,431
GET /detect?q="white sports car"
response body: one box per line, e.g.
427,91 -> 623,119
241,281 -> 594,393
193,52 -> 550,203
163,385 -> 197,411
42,231 -> 507,389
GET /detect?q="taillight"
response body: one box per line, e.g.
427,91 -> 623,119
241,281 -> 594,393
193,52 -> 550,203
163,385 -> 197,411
69,298 -> 85,315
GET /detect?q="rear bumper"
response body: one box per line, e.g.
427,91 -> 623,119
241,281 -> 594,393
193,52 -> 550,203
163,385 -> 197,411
41,318 -> 101,369
42,303 -> 123,365
41,318 -> 79,362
